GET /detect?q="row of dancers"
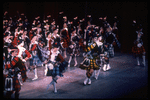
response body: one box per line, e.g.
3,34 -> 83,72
3,11 -> 145,98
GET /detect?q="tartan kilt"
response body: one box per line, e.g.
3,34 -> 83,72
32,55 -> 42,66
46,65 -> 64,77
132,45 -> 145,54
79,58 -> 100,70
59,61 -> 68,73
61,38 -> 69,48
13,77 -> 21,92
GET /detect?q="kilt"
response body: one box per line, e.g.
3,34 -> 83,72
67,47 -> 79,55
13,77 -> 21,92
79,38 -> 86,50
59,61 -> 68,73
46,61 -> 68,77
79,58 -> 100,70
132,45 -> 145,55
46,66 -> 63,77
61,38 -> 69,48
32,55 -> 42,66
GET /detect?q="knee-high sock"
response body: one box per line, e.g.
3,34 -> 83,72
46,79 -> 54,90
142,55 -> 145,66
64,49 -> 67,58
84,77 -> 89,85
45,64 -> 48,76
136,56 -> 140,65
33,68 -> 38,78
74,56 -> 77,66
53,81 -> 57,93
88,78 -> 91,84
103,64 -> 107,71
68,56 -> 72,67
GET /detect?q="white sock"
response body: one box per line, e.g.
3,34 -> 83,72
136,57 -> 140,65
103,64 -> 107,71
88,78 -> 91,85
84,77 -> 89,85
46,80 -> 54,90
68,56 -> 72,67
74,56 -> 77,66
142,55 -> 146,66
53,82 -> 57,93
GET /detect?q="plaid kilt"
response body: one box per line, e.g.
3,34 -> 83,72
79,58 -> 100,70
59,61 -> 68,73
32,55 -> 42,66
47,65 -> 63,77
79,39 -> 86,50
61,38 -> 69,48
132,45 -> 145,54
13,77 -> 21,92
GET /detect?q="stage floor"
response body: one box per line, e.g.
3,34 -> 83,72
19,52 -> 148,99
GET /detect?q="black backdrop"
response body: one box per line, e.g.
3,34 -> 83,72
3,2 -> 148,58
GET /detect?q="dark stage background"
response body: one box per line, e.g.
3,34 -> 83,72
3,2 -> 148,58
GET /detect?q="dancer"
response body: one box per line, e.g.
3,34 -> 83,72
79,35 -> 100,85
44,41 -> 68,93
29,34 -> 42,80
68,26 -> 79,67
60,22 -> 70,58
3,32 -> 12,64
132,25 -> 146,66
92,35 -> 104,79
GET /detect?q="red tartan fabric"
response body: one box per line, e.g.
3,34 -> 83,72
61,38 -> 69,48
57,54 -> 64,63
4,57 -> 27,92
5,57 -> 27,82
13,77 -> 21,92
61,29 -> 70,48
11,36 -> 18,47
24,50 -> 31,58
31,44 -> 37,51
132,45 -> 145,54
